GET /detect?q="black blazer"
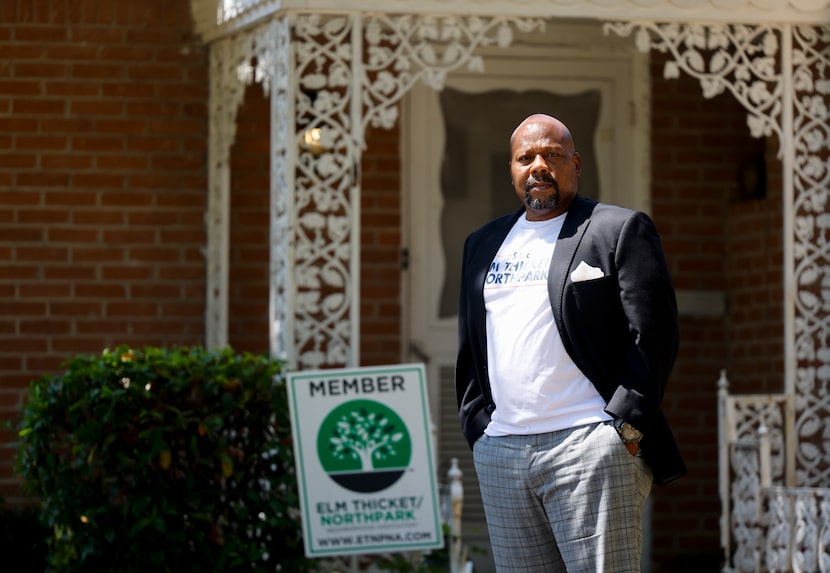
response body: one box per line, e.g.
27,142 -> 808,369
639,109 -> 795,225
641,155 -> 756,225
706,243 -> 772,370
455,196 -> 686,485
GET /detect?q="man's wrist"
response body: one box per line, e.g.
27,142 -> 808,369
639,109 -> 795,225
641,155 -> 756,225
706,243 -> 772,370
613,419 -> 643,455
614,419 -> 643,442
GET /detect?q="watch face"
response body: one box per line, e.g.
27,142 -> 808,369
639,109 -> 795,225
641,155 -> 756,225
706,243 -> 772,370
619,422 -> 642,442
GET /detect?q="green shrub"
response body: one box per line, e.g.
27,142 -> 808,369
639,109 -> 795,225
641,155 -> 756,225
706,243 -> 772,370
15,345 -> 312,572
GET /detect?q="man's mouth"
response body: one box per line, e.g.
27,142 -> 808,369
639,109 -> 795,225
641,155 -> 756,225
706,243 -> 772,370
526,175 -> 557,193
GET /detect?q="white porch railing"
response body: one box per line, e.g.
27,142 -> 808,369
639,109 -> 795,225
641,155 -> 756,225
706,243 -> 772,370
718,370 -> 830,572
441,458 -> 475,573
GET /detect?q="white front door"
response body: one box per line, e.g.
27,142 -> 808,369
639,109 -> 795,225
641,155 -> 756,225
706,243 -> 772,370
402,22 -> 650,572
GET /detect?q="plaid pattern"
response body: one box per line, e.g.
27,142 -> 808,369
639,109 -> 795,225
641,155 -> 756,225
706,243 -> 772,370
473,421 -> 652,572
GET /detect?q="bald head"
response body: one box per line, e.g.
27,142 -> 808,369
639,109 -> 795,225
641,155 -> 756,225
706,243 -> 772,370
510,114 -> 576,155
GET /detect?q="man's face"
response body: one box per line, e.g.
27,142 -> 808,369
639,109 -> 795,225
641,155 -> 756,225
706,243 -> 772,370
509,118 -> 581,221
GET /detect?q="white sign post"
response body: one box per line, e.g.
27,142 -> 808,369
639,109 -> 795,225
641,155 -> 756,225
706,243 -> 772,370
286,363 -> 444,558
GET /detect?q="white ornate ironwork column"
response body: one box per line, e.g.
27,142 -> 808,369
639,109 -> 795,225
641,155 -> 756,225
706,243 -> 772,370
206,38 -> 245,350
205,23 -> 279,350
277,13 -> 541,369
288,14 -> 361,369
205,40 -> 243,348
606,19 -> 830,486
269,16 -> 293,363
203,10 -> 542,368
790,25 -> 830,489
607,21 -> 830,573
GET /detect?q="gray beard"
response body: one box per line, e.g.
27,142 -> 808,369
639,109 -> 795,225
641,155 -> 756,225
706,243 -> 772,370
525,188 -> 560,211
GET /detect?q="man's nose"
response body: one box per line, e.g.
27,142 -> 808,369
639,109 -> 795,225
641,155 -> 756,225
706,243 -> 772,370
530,154 -> 549,174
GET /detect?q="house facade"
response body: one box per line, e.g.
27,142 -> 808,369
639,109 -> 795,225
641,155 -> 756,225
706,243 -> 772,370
0,1 -> 827,571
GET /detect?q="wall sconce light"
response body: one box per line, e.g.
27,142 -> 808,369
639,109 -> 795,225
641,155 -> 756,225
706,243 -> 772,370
737,154 -> 766,200
300,127 -> 327,157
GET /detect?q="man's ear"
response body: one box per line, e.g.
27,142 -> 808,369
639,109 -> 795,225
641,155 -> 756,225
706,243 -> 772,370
573,152 -> 582,176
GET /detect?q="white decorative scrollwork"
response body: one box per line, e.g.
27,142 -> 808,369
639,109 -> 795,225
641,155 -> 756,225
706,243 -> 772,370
732,397 -> 790,483
720,373 -> 830,572
609,21 -> 830,571
269,17 -> 292,362
292,14 -> 356,369
820,495 -> 830,572
603,22 -> 784,148
723,392 -> 793,572
358,14 -> 543,132
791,24 -> 830,489
606,19 -> 830,486
760,489 -> 830,573
287,12 -> 541,368
204,11 -> 543,367
766,490 -> 791,572
731,444 -> 764,572
792,491 -> 819,573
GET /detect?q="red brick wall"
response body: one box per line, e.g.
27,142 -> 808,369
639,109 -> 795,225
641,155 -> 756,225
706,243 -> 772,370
228,84 -> 270,355
360,123 -> 403,366
725,136 -> 784,396
649,52 -> 729,569
649,51 -> 784,570
0,1 -> 208,501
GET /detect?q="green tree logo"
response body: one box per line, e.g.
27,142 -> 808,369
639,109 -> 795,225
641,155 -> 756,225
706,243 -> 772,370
317,400 -> 412,493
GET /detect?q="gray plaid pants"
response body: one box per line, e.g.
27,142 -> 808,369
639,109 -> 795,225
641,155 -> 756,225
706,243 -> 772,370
472,421 -> 653,572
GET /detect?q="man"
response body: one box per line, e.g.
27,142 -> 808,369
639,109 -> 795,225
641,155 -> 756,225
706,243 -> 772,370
455,114 -> 685,572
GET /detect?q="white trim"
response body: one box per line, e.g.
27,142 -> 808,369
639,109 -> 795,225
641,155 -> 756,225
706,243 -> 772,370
349,15 -> 363,367
780,24 -> 795,398
269,15 -> 297,364
193,0 -> 830,41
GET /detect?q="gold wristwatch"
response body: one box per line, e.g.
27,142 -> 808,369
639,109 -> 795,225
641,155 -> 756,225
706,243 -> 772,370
613,419 -> 643,456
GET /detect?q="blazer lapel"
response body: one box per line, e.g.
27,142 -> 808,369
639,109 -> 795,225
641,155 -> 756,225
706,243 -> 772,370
548,196 -> 597,328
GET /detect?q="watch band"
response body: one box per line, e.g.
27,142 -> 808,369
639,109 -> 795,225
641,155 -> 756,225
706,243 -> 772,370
624,441 -> 640,456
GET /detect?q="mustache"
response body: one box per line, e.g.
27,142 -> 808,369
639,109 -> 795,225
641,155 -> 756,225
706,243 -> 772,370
525,174 -> 558,193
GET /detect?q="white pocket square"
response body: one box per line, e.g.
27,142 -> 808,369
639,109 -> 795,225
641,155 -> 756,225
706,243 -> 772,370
570,261 -> 604,282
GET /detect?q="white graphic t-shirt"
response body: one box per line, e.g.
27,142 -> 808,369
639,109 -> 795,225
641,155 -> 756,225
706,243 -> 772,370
483,212 -> 611,436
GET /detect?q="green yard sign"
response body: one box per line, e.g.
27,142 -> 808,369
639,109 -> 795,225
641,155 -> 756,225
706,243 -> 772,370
287,363 -> 443,557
